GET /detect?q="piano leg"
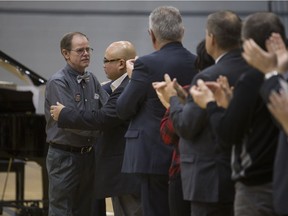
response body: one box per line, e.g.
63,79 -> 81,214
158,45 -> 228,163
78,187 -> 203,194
14,159 -> 25,202
33,158 -> 48,210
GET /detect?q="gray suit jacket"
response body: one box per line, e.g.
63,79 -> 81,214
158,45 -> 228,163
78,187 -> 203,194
170,49 -> 248,202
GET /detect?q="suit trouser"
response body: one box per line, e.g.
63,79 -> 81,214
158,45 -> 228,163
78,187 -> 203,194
190,201 -> 233,216
112,193 -> 142,216
139,174 -> 170,216
169,172 -> 190,216
94,198 -> 106,216
234,181 -> 277,216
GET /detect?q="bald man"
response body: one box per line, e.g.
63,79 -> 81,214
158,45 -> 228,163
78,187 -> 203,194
50,41 -> 142,216
102,41 -> 137,94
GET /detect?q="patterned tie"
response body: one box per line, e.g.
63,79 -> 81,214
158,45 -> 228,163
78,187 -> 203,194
77,72 -> 90,83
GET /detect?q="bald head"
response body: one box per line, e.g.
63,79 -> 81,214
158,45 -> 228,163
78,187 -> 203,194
103,41 -> 137,81
105,41 -> 136,61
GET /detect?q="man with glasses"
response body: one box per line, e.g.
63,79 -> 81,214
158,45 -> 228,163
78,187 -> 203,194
45,31 -> 108,216
50,41 -> 142,216
102,50 -> 129,94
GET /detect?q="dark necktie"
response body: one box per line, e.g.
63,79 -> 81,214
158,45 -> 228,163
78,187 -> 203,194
77,72 -> 90,83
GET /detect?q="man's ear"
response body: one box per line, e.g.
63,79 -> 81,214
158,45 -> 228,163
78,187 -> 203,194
211,34 -> 216,46
62,49 -> 69,60
119,59 -> 126,69
150,29 -> 157,44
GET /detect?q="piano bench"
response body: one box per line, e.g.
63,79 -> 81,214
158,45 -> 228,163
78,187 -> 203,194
0,158 -> 25,202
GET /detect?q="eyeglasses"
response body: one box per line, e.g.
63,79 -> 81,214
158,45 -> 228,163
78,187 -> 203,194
103,58 -> 121,64
70,47 -> 93,55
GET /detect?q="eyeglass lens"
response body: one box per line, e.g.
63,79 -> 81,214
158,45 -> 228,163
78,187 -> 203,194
103,58 -> 121,64
72,47 -> 93,55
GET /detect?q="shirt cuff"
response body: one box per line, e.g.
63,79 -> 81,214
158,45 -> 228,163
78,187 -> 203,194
265,71 -> 278,80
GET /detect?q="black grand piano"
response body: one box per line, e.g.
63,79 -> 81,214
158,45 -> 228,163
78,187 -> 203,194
0,50 -> 48,216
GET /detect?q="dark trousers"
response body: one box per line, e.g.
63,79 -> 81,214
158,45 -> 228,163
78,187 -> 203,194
94,198 -> 106,216
169,173 -> 190,216
46,146 -> 95,216
139,174 -> 169,216
112,194 -> 142,216
191,201 -> 234,216
234,181 -> 277,216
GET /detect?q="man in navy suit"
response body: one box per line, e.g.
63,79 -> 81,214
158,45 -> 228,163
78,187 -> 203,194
50,41 -> 142,216
153,11 -> 246,215
116,6 -> 197,216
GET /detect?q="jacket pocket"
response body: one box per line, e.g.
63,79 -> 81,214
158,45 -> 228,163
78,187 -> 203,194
125,130 -> 139,138
181,154 -> 196,163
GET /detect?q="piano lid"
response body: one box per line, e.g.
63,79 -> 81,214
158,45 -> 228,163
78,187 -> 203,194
0,50 -> 47,86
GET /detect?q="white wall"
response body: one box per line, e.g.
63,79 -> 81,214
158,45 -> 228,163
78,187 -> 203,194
0,1 -> 287,113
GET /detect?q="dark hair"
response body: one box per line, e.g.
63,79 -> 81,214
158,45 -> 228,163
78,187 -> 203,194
60,32 -> 89,51
242,12 -> 286,50
195,39 -> 214,71
207,10 -> 242,50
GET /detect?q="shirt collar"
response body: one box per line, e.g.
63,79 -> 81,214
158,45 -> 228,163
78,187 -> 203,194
65,63 -> 87,76
215,52 -> 228,64
110,73 -> 127,92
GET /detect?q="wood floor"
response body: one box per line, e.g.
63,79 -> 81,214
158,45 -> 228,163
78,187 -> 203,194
0,161 -> 114,216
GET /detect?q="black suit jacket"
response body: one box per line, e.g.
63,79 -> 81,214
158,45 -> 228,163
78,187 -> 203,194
117,42 -> 197,175
102,81 -> 113,95
170,49 -> 248,202
57,76 -> 141,198
260,75 -> 288,215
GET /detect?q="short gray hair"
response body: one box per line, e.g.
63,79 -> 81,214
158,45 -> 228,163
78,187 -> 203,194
149,6 -> 184,43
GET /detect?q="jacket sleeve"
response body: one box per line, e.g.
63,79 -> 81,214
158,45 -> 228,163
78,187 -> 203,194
259,74 -> 285,130
170,94 -> 209,140
58,86 -> 125,130
169,73 -> 212,140
260,75 -> 282,103
207,71 -> 264,144
116,59 -> 149,120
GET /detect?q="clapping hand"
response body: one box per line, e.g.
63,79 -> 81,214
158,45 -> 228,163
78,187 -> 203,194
152,74 -> 178,109
242,33 -> 288,74
190,79 -> 215,109
206,76 -> 233,108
